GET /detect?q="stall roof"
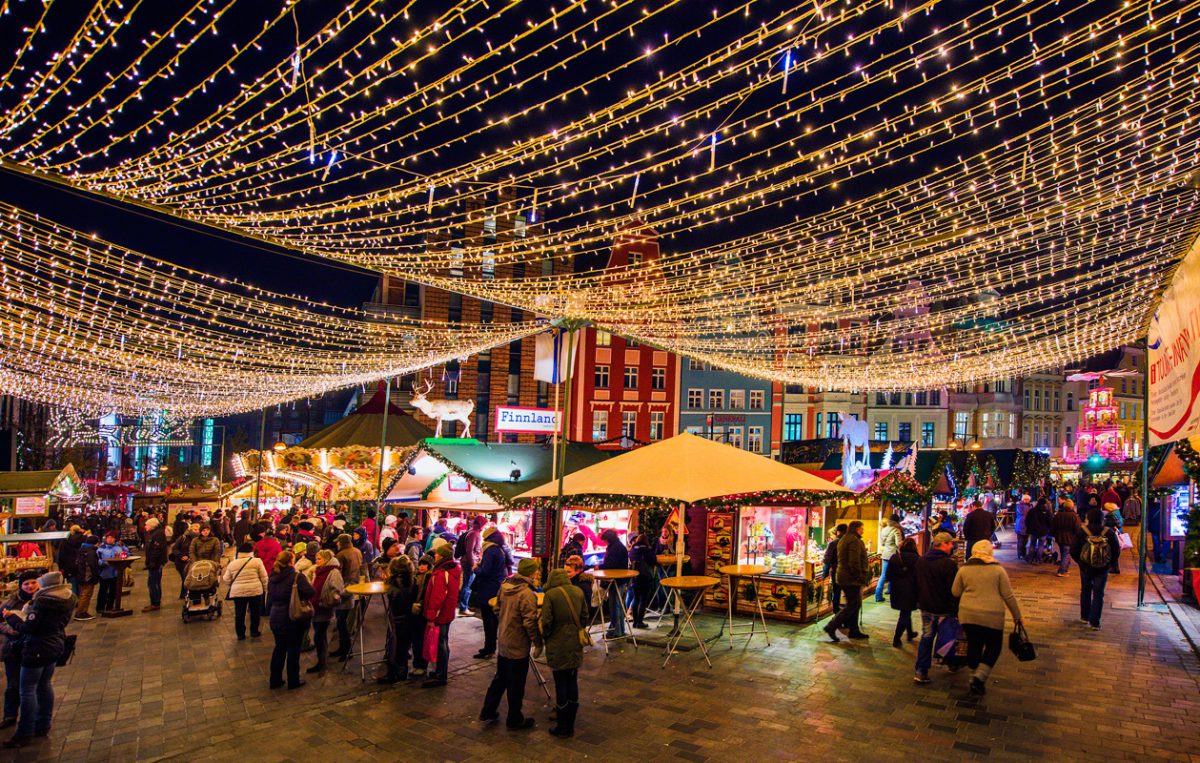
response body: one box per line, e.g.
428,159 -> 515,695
0,465 -> 84,499
386,439 -> 617,506
298,390 -> 432,449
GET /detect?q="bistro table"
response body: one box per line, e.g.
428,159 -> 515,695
588,569 -> 640,653
650,554 -> 690,627
99,555 -> 142,618
343,581 -> 390,681
659,575 -> 721,668
719,564 -> 771,648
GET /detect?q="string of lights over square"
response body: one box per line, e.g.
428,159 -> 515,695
1,0 -> 1198,394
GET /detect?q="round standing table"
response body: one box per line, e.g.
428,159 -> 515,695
649,554 -> 690,627
659,575 -> 721,668
343,581 -> 389,681
719,564 -> 772,648
99,556 -> 142,618
588,569 -> 640,653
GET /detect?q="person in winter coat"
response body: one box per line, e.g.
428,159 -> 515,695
188,524 -> 222,564
254,529 -> 284,580
0,572 -> 39,729
1051,500 -> 1083,576
564,555 -> 596,621
293,542 -> 315,581
265,551 -> 314,690
308,550 -> 345,674
823,525 -> 846,614
1,571 -> 77,748
628,534 -> 656,629
352,526 -> 377,569
824,521 -> 869,642
886,537 -> 921,648
541,567 -> 587,738
913,532 -> 959,684
456,515 -> 487,615
55,527 -> 85,595
1024,498 -> 1054,564
560,533 -> 586,563
875,515 -> 904,602
222,543 -> 269,640
951,540 -> 1023,695
170,525 -> 198,599
1102,503 -> 1124,574
1013,495 -> 1033,560
378,514 -> 400,548
420,544 -> 461,688
961,502 -> 997,560
232,511 -> 252,547
479,558 -> 543,730
329,534 -> 362,659
377,556 -> 421,684
95,532 -> 130,614
142,517 -> 169,612
409,554 -> 434,678
471,527 -> 510,658
404,527 -> 426,564
73,534 -> 101,621
360,509 -> 379,551
1070,509 -> 1121,630
599,529 -> 630,639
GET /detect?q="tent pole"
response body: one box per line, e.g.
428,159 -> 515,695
254,407 -> 266,514
376,377 -> 391,513
1138,341 -> 1150,607
553,326 -> 577,568
672,501 -> 686,635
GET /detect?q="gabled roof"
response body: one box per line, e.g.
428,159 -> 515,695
0,465 -> 85,499
298,391 -> 432,449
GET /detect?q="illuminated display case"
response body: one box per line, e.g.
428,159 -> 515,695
560,509 -> 633,566
736,505 -> 825,578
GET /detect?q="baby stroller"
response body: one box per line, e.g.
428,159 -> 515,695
182,559 -> 223,623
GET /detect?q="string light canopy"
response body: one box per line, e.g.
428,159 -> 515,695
1,0 -> 1199,393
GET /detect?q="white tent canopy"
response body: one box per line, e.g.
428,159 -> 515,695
514,432 -> 852,503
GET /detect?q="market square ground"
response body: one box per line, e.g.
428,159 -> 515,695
4,532 -> 1198,763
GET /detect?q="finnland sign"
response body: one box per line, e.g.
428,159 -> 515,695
495,406 -> 561,434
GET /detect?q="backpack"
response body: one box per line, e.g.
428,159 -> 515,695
1080,531 -> 1112,569
453,532 -> 468,560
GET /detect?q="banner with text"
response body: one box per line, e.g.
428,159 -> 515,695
1149,233 -> 1200,445
495,406 -> 561,435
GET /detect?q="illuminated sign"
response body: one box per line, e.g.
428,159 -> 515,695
495,406 -> 560,434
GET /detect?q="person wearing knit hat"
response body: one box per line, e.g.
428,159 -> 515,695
479,554 -> 543,729
419,537 -> 462,688
1,569 -> 40,727
471,526 -> 512,659
2,568 -> 75,747
951,540 -> 1022,696
142,513 -> 170,612
434,543 -> 454,561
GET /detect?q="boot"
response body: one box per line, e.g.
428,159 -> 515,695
892,621 -> 906,648
549,702 -> 577,738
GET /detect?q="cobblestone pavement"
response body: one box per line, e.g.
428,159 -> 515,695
4,532 -> 1198,763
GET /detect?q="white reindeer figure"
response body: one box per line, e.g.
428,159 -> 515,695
837,411 -> 871,473
410,380 -> 475,438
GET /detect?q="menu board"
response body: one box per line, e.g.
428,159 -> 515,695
530,506 -> 554,559
14,496 -> 48,517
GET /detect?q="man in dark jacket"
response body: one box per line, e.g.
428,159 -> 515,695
456,515 -> 486,615
55,527 -> 85,595
73,535 -> 101,621
599,529 -> 629,639
471,527 -> 509,658
2,571 -> 77,748
1024,498 -> 1053,565
913,532 -> 959,683
961,502 -> 996,560
142,517 -> 169,612
1070,509 -> 1120,630
479,558 -> 543,729
1051,500 -> 1082,576
824,521 -> 869,642
823,524 -> 847,614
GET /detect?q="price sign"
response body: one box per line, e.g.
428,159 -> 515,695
14,496 -> 47,517
530,506 -> 555,559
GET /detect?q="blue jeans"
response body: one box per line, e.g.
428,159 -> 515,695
1057,543 -> 1072,574
458,568 -> 475,611
16,663 -> 56,737
875,558 -> 891,601
430,621 -> 451,680
2,659 -> 18,721
147,566 -> 163,606
1080,566 -> 1109,627
1027,536 -> 1044,563
605,581 -> 626,636
915,613 -> 950,676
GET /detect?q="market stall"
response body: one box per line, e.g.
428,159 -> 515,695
0,465 -> 87,586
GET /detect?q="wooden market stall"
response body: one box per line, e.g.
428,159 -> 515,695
0,465 -> 87,584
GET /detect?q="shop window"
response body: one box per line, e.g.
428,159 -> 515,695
594,364 -> 610,389
737,505 -> 824,576
687,388 -> 703,409
624,366 -> 638,389
650,411 -> 664,441
729,390 -> 746,410
784,413 -> 803,441
921,422 -> 935,447
592,411 -> 608,441
874,422 -> 889,441
651,367 -> 666,390
709,390 -> 724,409
749,390 -> 765,410
748,426 -> 763,452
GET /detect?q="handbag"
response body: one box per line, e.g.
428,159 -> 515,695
1008,623 -> 1037,662
555,586 -> 593,647
288,571 -> 314,621
55,634 -> 77,667
423,623 -> 440,664
1117,532 -> 1134,550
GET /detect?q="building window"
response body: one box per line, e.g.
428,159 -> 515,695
1066,425 -> 1074,446
1120,402 -> 1127,420
749,390 -> 765,410
921,422 -> 935,447
729,390 -> 746,410
816,413 -> 823,436
784,413 -> 803,441
930,390 -> 941,406
709,390 -> 724,410
450,247 -> 464,277
482,250 -> 495,279
650,411 -> 664,441
1120,379 -> 1127,394
624,366 -> 639,389
904,392 -> 913,407
1033,424 -> 1040,447
1053,390 -> 1060,411
728,426 -> 743,449
954,411 -> 969,441
592,411 -> 608,441
898,422 -> 912,442
687,388 -> 703,409
1023,388 -> 1031,409
748,426 -> 763,452
689,358 -> 704,371
622,411 -> 637,439
826,411 -> 841,439
651,367 -> 666,390
595,330 -> 612,347
876,392 -> 887,406
889,392 -> 901,406
874,422 -> 889,441
1067,393 -> 1074,411
594,365 -> 610,389
915,391 -> 927,406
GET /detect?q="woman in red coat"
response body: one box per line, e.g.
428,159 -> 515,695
419,545 -> 461,689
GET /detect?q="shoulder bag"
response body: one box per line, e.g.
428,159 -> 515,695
1008,622 -> 1037,662
224,557 -> 249,601
555,586 -> 592,647
289,571 -> 314,621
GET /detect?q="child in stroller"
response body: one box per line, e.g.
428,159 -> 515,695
182,559 -> 223,622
